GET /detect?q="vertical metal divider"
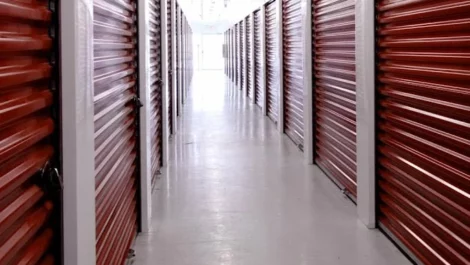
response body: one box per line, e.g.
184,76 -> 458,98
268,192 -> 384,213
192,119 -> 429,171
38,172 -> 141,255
277,0 -> 284,134
161,0 -> 169,166
60,0 -> 97,264
244,19 -> 248,97
302,0 -> 314,164
356,0 -> 376,228
137,0 -> 152,233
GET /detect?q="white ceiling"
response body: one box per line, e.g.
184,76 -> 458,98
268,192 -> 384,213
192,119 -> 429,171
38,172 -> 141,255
178,0 -> 269,33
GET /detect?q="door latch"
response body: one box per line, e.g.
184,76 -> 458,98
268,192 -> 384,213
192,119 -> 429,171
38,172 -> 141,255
133,96 -> 143,108
156,78 -> 164,87
41,161 -> 63,191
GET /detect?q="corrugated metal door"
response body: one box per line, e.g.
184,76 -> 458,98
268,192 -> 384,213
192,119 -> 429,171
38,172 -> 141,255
313,0 -> 357,196
93,0 -> 139,264
0,1 -> 59,264
282,0 -> 304,148
239,21 -> 245,91
175,3 -> 180,115
179,9 -> 184,106
181,16 -> 186,104
233,26 -> 236,82
254,9 -> 262,108
228,29 -> 232,80
246,16 -> 253,99
376,1 -> 470,265
235,24 -> 239,86
150,0 -> 163,189
265,0 -> 278,123
230,28 -> 234,81
224,31 -> 228,75
233,26 -> 236,83
167,0 -> 173,135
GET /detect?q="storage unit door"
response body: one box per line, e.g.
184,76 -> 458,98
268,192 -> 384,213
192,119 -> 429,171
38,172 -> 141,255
233,27 -> 236,82
233,27 -> 236,83
282,0 -> 304,147
226,32 -> 229,76
150,0 -> 163,189
167,0 -> 173,135
246,17 -> 253,99
376,1 -> 470,265
228,29 -> 231,79
175,4 -> 180,115
230,28 -> 234,81
179,10 -> 184,105
93,1 -> 139,264
227,31 -> 229,76
239,22 -> 245,92
228,31 -> 230,77
182,17 -> 186,104
313,0 -> 357,196
0,1 -> 59,264
254,9 -> 263,108
265,0 -> 278,123
235,24 -> 239,86
229,29 -> 231,80
225,32 -> 227,75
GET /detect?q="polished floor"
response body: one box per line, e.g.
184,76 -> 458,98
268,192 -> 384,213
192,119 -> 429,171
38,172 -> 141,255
133,70 -> 410,265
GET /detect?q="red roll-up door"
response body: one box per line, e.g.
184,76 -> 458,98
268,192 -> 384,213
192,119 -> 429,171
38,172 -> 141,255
235,24 -> 239,86
167,0 -> 173,135
150,0 -> 163,189
246,17 -> 253,99
239,21 -> 244,92
376,1 -> 470,265
0,1 -> 58,264
254,9 -> 262,108
93,0 -> 139,264
313,0 -> 357,196
265,0 -> 278,123
282,0 -> 304,148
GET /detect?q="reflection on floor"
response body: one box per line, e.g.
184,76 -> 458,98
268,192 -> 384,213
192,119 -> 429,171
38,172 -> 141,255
133,70 -> 410,265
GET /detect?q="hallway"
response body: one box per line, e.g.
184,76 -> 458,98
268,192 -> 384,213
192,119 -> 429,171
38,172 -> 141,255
133,71 -> 410,265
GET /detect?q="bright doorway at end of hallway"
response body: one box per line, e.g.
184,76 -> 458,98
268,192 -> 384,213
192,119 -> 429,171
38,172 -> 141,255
194,33 -> 224,71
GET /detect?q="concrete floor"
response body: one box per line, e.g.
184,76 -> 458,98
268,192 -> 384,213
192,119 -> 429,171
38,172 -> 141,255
133,70 -> 410,265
